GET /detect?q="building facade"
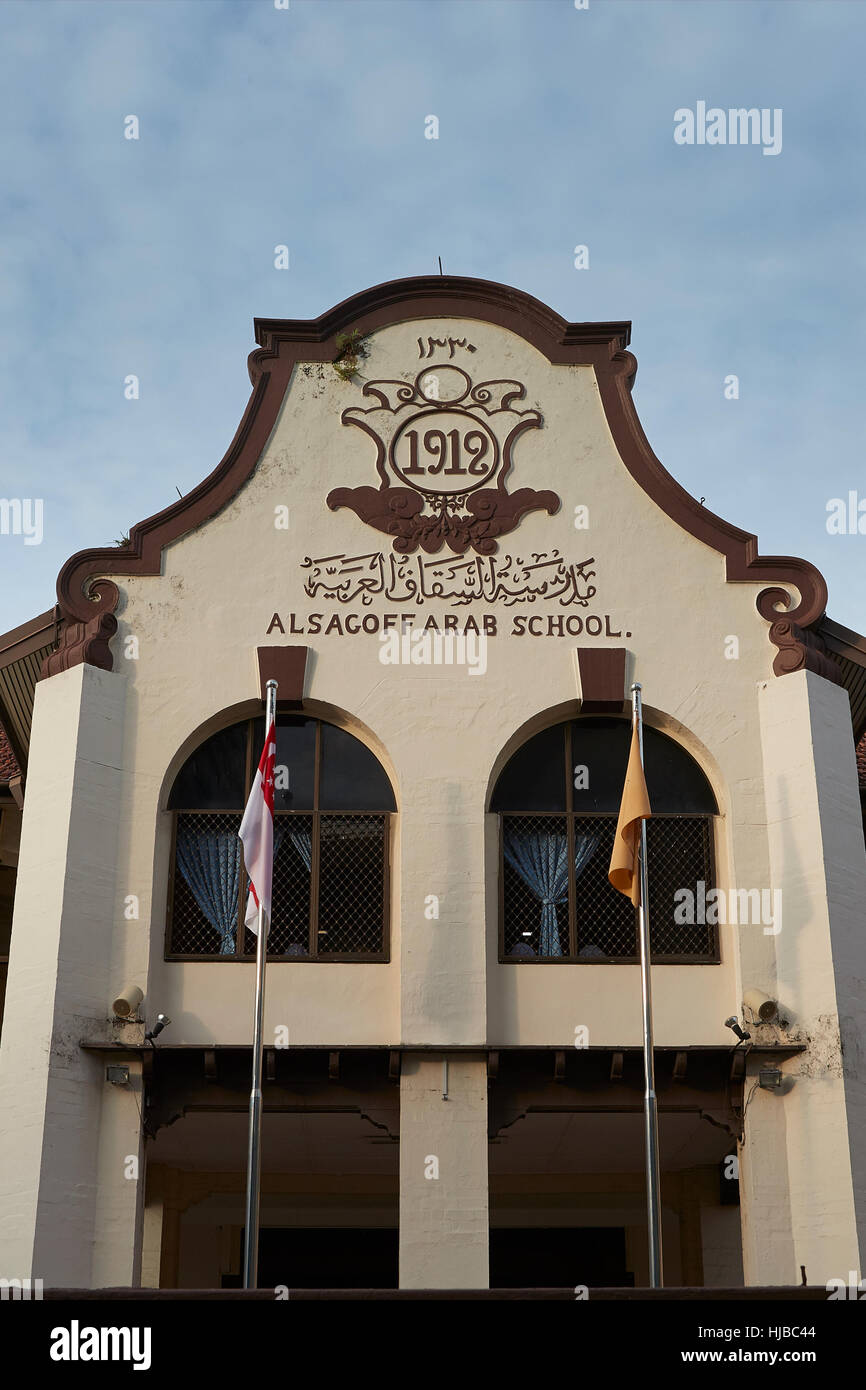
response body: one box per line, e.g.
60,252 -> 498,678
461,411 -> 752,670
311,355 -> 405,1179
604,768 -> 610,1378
1,276 -> 866,1291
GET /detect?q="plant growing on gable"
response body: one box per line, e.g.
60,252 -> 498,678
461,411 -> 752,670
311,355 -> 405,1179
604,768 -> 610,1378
332,330 -> 369,382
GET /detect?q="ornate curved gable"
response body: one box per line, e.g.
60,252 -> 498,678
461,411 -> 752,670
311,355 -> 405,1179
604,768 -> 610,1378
44,275 -> 833,682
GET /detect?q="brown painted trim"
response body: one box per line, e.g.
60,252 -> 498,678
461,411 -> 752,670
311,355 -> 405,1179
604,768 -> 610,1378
40,612 -> 116,678
574,647 -> 627,713
0,607 -> 57,665
819,614 -> 866,664
257,645 -> 308,706
757,597 -> 843,685
45,275 -> 835,674
817,612 -> 866,709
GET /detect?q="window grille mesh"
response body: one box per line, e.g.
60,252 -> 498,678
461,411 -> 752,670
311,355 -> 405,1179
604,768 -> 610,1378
170,812 -> 243,956
645,816 -> 715,958
261,814 -> 314,957
502,815 -> 569,958
169,811 -> 387,958
502,813 -> 715,961
317,814 -> 387,955
573,816 -> 636,959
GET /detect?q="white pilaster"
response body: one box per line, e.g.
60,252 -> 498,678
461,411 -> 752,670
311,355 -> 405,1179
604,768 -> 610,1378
0,663 -> 138,1285
398,1053 -> 488,1288
742,670 -> 866,1285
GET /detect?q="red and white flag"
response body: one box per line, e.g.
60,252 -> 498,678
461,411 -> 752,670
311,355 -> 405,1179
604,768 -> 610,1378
239,720 -> 276,936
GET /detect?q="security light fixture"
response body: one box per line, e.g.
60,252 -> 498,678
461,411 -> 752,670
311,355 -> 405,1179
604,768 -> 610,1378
759,1067 -> 783,1091
145,1013 -> 171,1043
725,1015 -> 751,1043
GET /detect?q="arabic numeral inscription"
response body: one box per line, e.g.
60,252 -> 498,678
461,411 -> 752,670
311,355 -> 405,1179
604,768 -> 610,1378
464,430 -> 489,474
403,427 -> 489,476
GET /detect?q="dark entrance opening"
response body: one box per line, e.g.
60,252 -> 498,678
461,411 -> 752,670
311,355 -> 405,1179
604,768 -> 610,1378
224,1228 -> 399,1289
489,1227 -> 633,1288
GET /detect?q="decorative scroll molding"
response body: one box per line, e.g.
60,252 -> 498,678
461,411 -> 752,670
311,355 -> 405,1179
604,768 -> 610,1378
328,369 -> 558,556
757,588 -> 844,684
42,275 -> 832,677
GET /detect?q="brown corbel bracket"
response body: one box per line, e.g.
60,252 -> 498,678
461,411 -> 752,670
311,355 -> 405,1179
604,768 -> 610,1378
42,275 -> 832,679
757,587 -> 843,685
40,610 -> 118,679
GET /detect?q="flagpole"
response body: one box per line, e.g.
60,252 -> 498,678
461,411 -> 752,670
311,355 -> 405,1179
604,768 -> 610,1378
243,677 -> 278,1289
631,681 -> 664,1288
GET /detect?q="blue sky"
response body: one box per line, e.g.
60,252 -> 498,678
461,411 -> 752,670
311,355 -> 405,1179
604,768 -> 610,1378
0,0 -> 864,633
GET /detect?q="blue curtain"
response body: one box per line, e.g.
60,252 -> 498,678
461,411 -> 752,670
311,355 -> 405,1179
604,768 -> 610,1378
176,821 -> 242,956
286,824 -> 312,871
504,827 -> 600,956
574,831 -> 599,880
271,822 -> 310,956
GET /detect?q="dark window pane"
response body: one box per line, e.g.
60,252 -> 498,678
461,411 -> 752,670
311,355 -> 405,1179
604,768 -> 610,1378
317,814 -> 386,954
571,719 -> 632,812
490,725 -> 566,812
169,724 -> 247,810
252,716 -> 316,811
320,725 -> 396,811
267,815 -> 313,956
169,718 -> 394,959
571,718 -> 718,814
647,816 -> 715,957
643,728 -> 717,814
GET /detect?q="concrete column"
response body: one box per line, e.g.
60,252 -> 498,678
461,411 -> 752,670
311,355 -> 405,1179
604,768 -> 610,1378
0,663 -> 134,1286
140,1191 -> 164,1289
741,670 -> 866,1285
92,1058 -> 145,1285
399,776 -> 486,1044
398,1053 -> 488,1288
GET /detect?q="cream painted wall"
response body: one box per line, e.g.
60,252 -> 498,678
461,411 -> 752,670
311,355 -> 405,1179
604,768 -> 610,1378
100,315 -> 784,1051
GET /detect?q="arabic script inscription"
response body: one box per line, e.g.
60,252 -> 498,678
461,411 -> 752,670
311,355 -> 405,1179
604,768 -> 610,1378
301,550 -> 597,608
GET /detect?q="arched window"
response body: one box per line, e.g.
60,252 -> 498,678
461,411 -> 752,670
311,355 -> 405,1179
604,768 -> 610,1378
166,716 -> 395,961
491,717 -> 718,963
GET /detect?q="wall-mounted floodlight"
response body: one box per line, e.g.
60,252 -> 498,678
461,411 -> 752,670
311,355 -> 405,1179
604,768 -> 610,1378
725,1015 -> 751,1043
759,1067 -> 783,1091
145,1013 -> 171,1043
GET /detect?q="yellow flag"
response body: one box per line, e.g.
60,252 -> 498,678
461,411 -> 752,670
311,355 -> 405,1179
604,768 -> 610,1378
608,724 -> 652,907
